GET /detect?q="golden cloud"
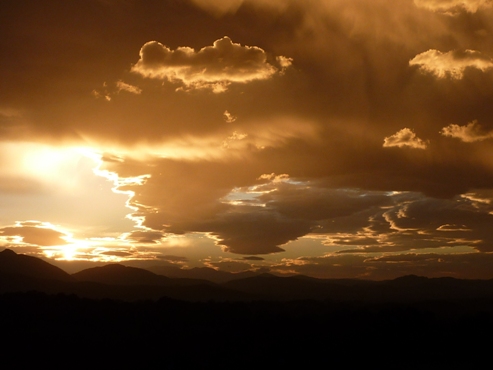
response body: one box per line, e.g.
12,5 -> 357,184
441,120 -> 493,142
414,0 -> 493,14
383,128 -> 427,149
131,36 -> 289,92
0,222 -> 70,247
409,49 -> 493,79
116,80 -> 142,95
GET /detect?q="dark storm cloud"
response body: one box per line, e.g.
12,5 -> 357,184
100,250 -> 132,257
203,208 -> 313,254
242,256 -> 264,261
331,191 -> 493,253
125,230 -> 165,244
258,183 -> 391,221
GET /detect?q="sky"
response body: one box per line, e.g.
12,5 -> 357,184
2,0 -> 493,279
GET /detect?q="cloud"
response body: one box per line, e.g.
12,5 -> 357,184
414,0 -> 493,14
222,131 -> 248,149
124,230 -> 165,244
92,89 -> 111,101
383,128 -> 427,149
116,80 -> 142,95
309,190 -> 493,255
105,148 -> 493,257
100,250 -> 132,257
276,56 -> 293,74
223,110 -> 237,123
189,0 -> 288,17
374,193 -> 493,252
92,80 -> 142,102
0,222 -> 69,247
204,208 -> 313,254
204,258 -> 256,273
0,176 -> 43,194
190,0 -> 244,16
273,251 -> 493,280
440,120 -> 493,142
243,256 -> 264,261
6,0 -> 493,277
160,255 -> 188,262
409,49 -> 493,79
114,165 -> 393,255
131,36 -> 289,92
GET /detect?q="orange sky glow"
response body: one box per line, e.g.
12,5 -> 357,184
2,0 -> 493,279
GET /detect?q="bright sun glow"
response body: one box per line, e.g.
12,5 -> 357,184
0,142 -> 103,190
0,141 -> 156,262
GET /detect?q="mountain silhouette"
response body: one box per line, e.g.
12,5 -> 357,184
0,248 -> 73,282
4,248 -> 493,303
146,265 -> 261,283
72,263 -> 173,286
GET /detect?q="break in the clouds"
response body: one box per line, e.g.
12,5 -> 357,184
132,36 -> 288,92
383,128 -> 427,149
441,120 -> 493,142
409,49 -> 493,79
414,0 -> 493,14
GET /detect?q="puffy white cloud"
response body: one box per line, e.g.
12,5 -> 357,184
131,36 -> 289,92
441,120 -> 493,142
409,49 -> 493,79
383,128 -> 427,149
414,0 -> 493,14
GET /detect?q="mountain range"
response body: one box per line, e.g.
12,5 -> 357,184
3,248 -> 493,303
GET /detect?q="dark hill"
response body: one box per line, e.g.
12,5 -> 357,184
0,249 -> 73,282
146,265 -> 260,283
72,264 -> 173,286
4,249 -> 493,304
224,274 -> 493,302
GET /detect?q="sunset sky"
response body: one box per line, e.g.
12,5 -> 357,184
2,0 -> 493,279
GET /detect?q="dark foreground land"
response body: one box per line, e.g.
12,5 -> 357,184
1,291 -> 492,369
0,249 -> 491,368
